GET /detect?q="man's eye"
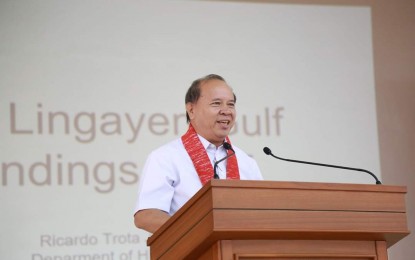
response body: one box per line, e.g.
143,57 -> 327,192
211,102 -> 221,106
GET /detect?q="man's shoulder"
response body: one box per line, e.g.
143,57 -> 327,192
151,138 -> 185,155
232,145 -> 250,156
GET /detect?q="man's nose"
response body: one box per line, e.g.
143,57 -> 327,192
219,108 -> 232,115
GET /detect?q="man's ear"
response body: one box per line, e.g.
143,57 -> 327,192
186,102 -> 194,120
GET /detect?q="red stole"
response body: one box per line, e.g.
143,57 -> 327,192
181,124 -> 240,185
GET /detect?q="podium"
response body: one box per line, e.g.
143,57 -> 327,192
147,180 -> 409,260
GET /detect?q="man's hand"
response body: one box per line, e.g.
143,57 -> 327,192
134,209 -> 170,233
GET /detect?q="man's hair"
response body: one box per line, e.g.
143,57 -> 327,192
185,74 -> 236,123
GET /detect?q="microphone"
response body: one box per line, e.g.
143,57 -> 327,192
213,142 -> 236,179
263,147 -> 382,185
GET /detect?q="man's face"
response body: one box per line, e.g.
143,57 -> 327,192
186,79 -> 236,147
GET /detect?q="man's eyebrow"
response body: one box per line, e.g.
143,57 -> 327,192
211,97 -> 235,100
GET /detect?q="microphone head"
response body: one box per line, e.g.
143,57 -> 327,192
223,142 -> 232,150
263,147 -> 272,155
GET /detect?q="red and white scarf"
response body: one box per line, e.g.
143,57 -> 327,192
181,124 -> 240,185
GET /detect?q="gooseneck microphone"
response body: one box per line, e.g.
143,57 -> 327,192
213,142 -> 236,179
263,147 -> 382,185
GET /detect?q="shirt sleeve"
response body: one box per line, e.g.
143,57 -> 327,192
249,157 -> 264,180
134,149 -> 176,215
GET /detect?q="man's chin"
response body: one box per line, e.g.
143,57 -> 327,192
215,130 -> 231,140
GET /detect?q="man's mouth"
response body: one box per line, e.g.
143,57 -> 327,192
217,120 -> 230,126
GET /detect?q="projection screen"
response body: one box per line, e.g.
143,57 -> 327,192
0,0 -> 379,259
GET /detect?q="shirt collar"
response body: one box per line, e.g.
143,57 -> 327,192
198,134 -> 224,150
